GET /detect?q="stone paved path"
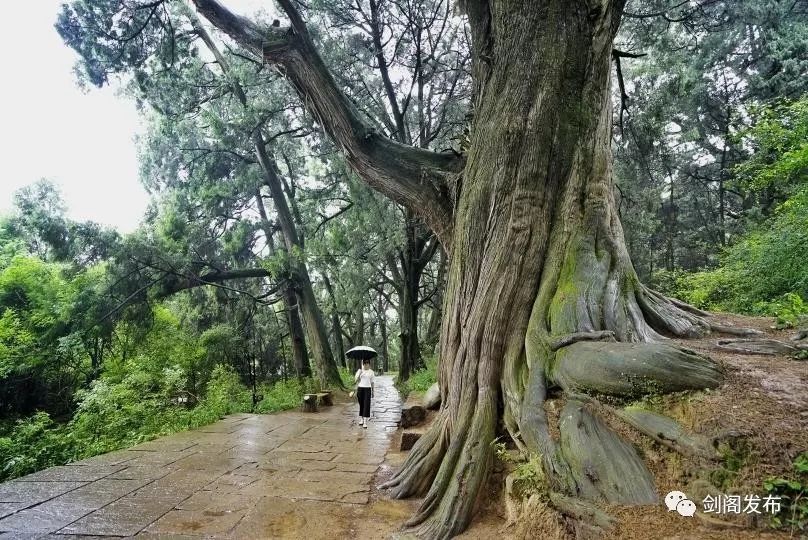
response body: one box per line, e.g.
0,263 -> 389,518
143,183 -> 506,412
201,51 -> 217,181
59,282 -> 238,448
0,375 -> 402,539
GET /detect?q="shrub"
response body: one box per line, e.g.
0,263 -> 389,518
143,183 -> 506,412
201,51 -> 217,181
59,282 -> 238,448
255,377 -> 306,413
0,413 -> 73,481
398,355 -> 438,397
763,452 -> 808,533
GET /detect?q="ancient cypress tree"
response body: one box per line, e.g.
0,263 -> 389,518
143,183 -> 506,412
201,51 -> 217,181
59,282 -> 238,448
60,0 -> 756,537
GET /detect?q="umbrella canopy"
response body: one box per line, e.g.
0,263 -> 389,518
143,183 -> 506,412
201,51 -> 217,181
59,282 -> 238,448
345,345 -> 378,360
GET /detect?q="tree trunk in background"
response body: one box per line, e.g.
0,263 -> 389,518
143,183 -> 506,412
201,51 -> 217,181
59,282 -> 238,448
377,291 -> 390,373
398,279 -> 421,382
254,129 -> 342,389
423,248 -> 446,353
322,274 -> 347,368
190,15 -> 341,388
392,211 -> 435,382
256,192 -> 311,378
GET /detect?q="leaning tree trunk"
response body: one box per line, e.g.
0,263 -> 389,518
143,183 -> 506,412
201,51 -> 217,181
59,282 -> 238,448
381,2 -> 722,538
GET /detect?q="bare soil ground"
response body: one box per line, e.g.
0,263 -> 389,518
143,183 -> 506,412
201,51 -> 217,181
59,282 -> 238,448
371,314 -> 807,539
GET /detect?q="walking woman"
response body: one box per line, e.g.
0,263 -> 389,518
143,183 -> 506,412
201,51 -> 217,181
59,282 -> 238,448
354,360 -> 375,428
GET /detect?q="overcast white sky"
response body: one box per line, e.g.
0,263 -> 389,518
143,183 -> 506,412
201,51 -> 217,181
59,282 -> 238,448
0,0 -> 268,233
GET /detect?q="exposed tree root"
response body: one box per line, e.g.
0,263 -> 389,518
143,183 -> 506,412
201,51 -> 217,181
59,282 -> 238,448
566,392 -> 718,460
549,330 -> 616,351
557,400 -> 657,503
615,407 -> 718,459
715,338 -> 798,356
381,414 -> 449,498
548,492 -> 616,533
551,341 -> 724,398
710,324 -> 764,337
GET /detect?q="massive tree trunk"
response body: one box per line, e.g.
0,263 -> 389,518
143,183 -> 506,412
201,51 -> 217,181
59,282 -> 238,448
381,2 -> 721,537
192,0 -> 728,537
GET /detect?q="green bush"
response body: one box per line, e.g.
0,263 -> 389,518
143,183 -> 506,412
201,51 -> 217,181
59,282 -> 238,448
0,413 -> 73,480
255,377 -> 307,413
398,355 -> 438,397
0,364 -> 253,482
763,452 -> 808,532
339,367 -> 355,389
661,188 -> 808,322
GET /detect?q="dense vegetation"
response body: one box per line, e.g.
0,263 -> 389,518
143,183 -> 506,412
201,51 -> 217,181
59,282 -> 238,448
652,97 -> 808,327
0,0 -> 805,537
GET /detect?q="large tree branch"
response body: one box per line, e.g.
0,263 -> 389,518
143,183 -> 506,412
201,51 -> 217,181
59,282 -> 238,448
161,267 -> 276,295
190,0 -> 461,249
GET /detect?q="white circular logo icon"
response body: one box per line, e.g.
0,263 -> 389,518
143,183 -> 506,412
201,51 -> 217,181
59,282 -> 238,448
665,490 -> 696,517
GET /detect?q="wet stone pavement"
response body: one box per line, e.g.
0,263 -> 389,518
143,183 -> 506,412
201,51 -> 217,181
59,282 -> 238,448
0,375 -> 402,539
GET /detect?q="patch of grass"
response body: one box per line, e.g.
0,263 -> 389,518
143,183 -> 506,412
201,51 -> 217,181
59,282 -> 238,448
709,437 -> 754,490
397,355 -> 437,398
339,367 -> 355,389
254,378 -> 308,413
763,452 -> 808,533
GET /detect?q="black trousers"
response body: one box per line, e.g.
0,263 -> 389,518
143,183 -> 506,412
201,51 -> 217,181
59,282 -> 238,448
357,387 -> 372,417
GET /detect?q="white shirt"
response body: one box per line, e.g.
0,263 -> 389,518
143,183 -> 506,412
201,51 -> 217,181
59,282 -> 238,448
355,368 -> 375,388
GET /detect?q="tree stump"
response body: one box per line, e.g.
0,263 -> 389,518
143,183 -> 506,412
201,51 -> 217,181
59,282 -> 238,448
401,394 -> 426,428
302,394 -> 318,413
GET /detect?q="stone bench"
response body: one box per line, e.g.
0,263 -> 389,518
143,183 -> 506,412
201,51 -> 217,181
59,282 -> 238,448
302,391 -> 334,412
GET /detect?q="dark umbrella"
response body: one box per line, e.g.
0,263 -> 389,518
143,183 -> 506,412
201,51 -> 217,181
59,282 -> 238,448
345,345 -> 378,361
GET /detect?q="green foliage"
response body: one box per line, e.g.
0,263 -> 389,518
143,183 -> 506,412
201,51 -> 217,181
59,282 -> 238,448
0,413 -> 72,480
0,365 -> 252,482
735,99 -> 808,196
397,355 -> 437,397
510,454 -> 547,498
255,378 -> 309,413
492,441 -> 547,499
664,188 -> 808,320
709,439 -> 753,491
655,97 -> 808,321
763,452 -> 808,532
339,367 -> 355,389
